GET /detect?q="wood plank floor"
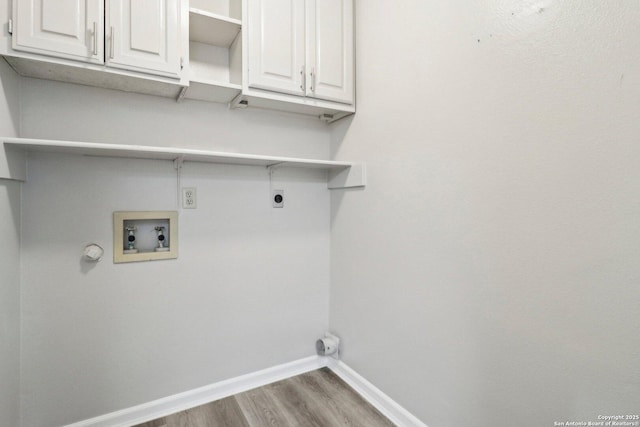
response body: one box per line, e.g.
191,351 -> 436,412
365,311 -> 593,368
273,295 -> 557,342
133,367 -> 395,427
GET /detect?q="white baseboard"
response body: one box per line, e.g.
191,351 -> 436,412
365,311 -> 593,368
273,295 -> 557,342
64,355 -> 327,427
64,356 -> 426,427
326,359 -> 428,427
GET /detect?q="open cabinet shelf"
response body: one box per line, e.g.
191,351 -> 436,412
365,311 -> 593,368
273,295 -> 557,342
2,137 -> 366,189
189,8 -> 241,48
184,3 -> 243,105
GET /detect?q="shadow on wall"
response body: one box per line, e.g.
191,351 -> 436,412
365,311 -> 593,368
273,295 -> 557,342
0,178 -> 20,427
0,59 -> 19,135
330,115 -> 354,159
0,179 -> 20,248
0,59 -> 22,181
328,115 -> 365,225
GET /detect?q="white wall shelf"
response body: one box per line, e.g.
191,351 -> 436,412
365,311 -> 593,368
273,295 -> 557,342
2,138 -> 365,189
189,8 -> 241,48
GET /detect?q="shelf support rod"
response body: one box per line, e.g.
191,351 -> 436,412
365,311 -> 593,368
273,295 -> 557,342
173,156 -> 185,209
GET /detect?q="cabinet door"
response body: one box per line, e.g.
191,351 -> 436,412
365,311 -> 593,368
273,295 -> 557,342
13,0 -> 104,64
305,0 -> 354,104
247,0 -> 305,96
106,0 -> 181,79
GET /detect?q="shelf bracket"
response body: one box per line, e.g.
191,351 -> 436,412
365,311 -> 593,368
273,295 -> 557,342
176,87 -> 188,103
229,93 -> 249,110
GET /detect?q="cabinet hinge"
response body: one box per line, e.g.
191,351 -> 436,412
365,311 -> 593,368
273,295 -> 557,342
7,19 -> 13,35
180,57 -> 184,70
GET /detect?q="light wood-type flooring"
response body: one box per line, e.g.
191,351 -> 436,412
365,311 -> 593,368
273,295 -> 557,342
133,367 -> 395,427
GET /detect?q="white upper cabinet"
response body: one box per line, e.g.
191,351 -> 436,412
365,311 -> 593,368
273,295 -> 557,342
12,0 -> 182,79
106,0 -> 182,79
13,0 -> 104,64
305,0 -> 353,104
5,0 -> 354,117
247,0 -> 305,96
247,0 -> 353,105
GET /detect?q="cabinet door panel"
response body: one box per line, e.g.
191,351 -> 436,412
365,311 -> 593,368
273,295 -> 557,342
248,0 -> 305,96
306,0 -> 353,104
13,0 -> 103,64
130,2 -> 162,54
106,0 -> 181,79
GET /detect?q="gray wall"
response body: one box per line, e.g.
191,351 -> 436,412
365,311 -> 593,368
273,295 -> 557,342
18,80 -> 332,426
0,58 -> 21,427
330,2 -> 640,426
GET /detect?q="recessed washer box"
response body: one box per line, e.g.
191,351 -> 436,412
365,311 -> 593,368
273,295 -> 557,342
113,211 -> 178,263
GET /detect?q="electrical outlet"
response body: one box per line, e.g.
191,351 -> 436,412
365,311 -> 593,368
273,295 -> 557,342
272,189 -> 284,208
182,187 -> 197,209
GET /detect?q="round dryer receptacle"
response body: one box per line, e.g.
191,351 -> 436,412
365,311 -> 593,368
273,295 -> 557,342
316,337 -> 338,356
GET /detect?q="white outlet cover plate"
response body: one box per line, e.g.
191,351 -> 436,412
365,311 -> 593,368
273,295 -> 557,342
182,187 -> 197,209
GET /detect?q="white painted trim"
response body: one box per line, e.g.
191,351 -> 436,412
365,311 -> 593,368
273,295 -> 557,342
64,356 -> 327,427
326,359 -> 429,427
63,356 -> 426,427
0,145 -> 26,181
